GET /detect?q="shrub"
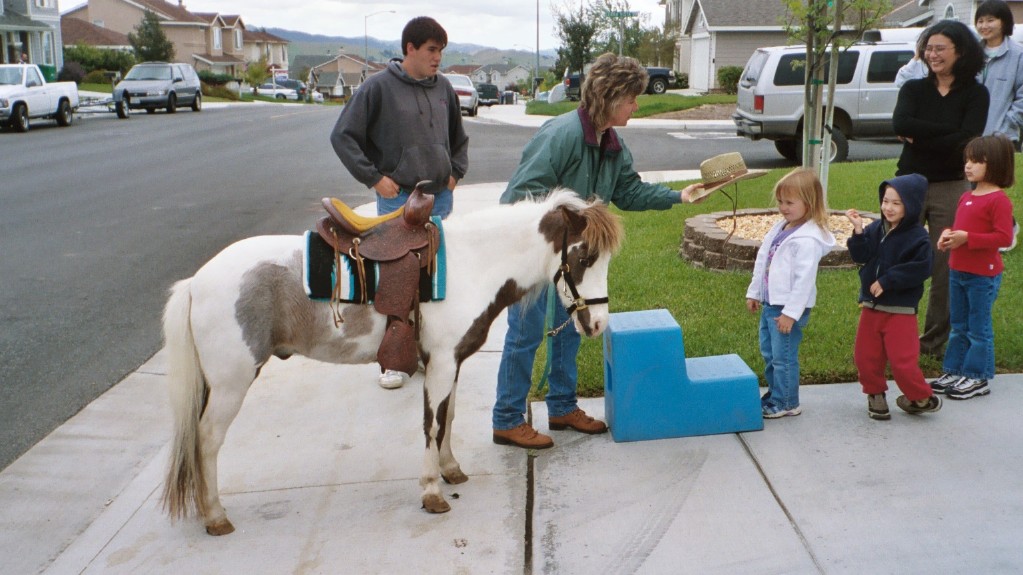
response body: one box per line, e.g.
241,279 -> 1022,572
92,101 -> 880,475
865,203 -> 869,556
676,72 -> 689,89
201,81 -> 239,101
717,66 -> 743,95
62,44 -> 134,75
82,69 -> 110,85
57,61 -> 85,84
198,70 -> 234,86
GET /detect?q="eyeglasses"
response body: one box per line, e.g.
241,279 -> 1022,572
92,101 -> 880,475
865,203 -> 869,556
924,45 -> 953,55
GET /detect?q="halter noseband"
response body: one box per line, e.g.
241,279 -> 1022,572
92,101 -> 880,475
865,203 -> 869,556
552,227 -> 609,317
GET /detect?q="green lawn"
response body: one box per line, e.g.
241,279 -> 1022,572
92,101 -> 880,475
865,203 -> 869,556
526,93 -> 737,118
533,157 -> 1023,399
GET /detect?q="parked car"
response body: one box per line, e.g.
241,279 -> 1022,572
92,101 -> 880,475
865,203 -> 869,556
563,66 -> 674,100
275,78 -> 307,98
0,63 -> 78,132
249,83 -> 300,100
443,73 -> 478,116
476,83 -> 499,106
732,41 -> 915,163
112,62 -> 202,118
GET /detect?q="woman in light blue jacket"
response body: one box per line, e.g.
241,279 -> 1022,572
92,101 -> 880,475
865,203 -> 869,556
976,0 -> 1023,146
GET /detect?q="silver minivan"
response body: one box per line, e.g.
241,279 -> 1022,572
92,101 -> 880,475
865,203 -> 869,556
732,41 -> 915,162
113,62 -> 202,118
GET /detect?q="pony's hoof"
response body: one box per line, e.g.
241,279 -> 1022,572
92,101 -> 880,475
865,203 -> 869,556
442,468 -> 469,485
422,494 -> 451,514
205,519 -> 235,536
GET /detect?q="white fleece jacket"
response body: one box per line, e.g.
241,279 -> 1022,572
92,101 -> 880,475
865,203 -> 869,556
745,220 -> 836,320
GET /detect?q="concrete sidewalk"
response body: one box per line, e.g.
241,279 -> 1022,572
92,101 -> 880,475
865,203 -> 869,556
475,99 -> 734,132
3,163 -> 1022,573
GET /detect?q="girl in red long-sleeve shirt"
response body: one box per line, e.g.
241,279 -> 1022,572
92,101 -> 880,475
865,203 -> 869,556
931,135 -> 1016,399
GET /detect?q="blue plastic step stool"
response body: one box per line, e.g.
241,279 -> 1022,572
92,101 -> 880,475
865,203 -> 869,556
603,309 -> 764,442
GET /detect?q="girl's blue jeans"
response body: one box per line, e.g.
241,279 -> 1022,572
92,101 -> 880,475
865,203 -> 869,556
943,270 -> 1001,380
493,286 -> 580,430
376,187 -> 453,218
758,305 -> 811,411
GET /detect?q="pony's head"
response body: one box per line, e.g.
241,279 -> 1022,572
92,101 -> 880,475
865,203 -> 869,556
537,191 -> 625,337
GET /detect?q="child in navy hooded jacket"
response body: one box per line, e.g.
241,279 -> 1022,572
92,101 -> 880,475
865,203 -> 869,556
846,173 -> 941,419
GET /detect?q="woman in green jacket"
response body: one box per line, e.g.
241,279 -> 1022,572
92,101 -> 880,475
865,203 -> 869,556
492,52 -> 703,449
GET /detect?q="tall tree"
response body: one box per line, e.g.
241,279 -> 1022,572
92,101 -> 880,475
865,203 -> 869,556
553,2 -> 599,76
128,10 -> 175,62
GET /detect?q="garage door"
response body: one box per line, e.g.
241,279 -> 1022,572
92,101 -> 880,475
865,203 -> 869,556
691,35 -> 711,92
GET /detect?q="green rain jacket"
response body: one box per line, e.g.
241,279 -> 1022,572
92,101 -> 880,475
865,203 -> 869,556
500,108 -> 682,210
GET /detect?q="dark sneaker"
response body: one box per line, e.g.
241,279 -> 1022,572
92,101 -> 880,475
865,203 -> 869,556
929,373 -> 962,394
763,406 -> 802,419
492,423 -> 554,449
548,409 -> 608,434
867,394 -> 890,420
946,377 -> 991,400
896,395 -> 942,414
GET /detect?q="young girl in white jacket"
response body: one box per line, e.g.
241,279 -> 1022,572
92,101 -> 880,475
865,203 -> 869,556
745,169 -> 836,418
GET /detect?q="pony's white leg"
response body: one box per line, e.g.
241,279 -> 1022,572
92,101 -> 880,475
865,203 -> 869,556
438,379 -> 468,485
419,358 -> 464,513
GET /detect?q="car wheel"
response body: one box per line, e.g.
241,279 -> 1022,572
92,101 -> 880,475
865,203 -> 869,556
11,103 -> 29,132
116,98 -> 131,119
167,93 -> 177,114
146,108 -> 155,114
191,92 -> 202,112
276,94 -> 285,100
469,103 -> 478,117
794,126 -> 849,164
649,78 -> 668,95
56,99 -> 72,127
774,140 -> 798,162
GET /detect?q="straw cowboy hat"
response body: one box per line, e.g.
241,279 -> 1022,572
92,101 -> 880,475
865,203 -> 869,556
691,152 -> 768,202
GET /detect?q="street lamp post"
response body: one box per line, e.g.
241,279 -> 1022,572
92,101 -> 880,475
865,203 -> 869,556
364,10 -> 396,82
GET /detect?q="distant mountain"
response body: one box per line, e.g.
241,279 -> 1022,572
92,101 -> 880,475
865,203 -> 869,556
265,27 -> 557,71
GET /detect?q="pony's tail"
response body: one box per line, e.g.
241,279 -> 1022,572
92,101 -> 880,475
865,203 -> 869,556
160,278 -> 209,521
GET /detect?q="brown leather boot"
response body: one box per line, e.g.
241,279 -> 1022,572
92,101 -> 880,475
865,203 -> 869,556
492,423 -> 554,449
548,408 -> 608,434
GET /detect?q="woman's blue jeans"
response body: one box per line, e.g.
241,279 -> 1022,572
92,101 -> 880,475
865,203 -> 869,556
758,305 -> 811,411
376,187 -> 453,218
493,286 -> 580,430
943,270 -> 1001,380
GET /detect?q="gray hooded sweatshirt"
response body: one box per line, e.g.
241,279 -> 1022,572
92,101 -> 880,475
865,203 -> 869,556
330,60 -> 469,190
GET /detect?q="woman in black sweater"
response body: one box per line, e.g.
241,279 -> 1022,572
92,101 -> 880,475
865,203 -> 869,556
892,20 -> 989,359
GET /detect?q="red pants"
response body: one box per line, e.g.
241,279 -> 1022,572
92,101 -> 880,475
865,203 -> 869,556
854,308 -> 932,401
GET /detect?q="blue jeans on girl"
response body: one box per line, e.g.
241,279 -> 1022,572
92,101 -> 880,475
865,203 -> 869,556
493,286 -> 580,430
943,270 -> 1002,380
758,305 -> 811,412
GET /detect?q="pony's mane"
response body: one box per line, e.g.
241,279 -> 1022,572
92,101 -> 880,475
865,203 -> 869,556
538,188 -> 625,255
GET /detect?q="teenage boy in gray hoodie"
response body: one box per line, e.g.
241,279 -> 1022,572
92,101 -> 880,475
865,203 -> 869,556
846,174 -> 941,420
330,16 -> 469,389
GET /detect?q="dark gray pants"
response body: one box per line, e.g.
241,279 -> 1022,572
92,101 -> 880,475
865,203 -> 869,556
920,178 -> 969,357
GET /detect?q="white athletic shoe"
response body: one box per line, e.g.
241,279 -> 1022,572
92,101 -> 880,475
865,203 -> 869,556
378,370 -> 408,389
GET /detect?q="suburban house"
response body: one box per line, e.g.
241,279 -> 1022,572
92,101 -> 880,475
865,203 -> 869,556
64,0 -> 288,78
442,63 -> 479,77
664,0 -> 1023,92
2,0 -> 65,69
470,63 -> 531,89
299,52 -> 385,98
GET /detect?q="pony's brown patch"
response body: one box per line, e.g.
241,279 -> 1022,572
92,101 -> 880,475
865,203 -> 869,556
455,279 -> 527,364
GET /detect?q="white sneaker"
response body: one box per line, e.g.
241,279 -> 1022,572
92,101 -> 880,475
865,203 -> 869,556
378,370 -> 408,389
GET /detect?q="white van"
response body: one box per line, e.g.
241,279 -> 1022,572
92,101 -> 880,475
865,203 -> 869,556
732,41 -> 915,162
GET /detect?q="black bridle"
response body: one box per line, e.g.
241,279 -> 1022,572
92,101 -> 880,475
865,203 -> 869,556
547,227 -> 609,336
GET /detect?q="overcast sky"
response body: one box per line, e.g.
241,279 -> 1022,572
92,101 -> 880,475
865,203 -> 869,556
177,0 -> 667,51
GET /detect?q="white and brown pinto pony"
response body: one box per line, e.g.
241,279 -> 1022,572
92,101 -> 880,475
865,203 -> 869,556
161,190 -> 624,535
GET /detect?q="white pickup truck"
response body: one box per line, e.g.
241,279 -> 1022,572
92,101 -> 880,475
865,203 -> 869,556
0,64 -> 79,132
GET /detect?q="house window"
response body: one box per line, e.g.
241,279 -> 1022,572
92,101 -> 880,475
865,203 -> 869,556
35,0 -> 53,7
93,20 -> 105,28
42,32 -> 53,65
943,4 -> 955,19
234,29 -> 242,50
213,27 -> 222,49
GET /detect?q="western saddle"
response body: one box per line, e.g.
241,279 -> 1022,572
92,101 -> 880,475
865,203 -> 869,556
316,182 -> 440,377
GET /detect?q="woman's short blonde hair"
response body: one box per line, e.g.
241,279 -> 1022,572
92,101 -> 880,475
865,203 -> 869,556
580,53 -> 648,130
774,168 -> 830,229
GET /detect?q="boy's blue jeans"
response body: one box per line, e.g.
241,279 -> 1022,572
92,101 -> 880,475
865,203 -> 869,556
943,270 -> 1001,380
758,305 -> 811,411
376,187 -> 453,218
493,286 -> 580,430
